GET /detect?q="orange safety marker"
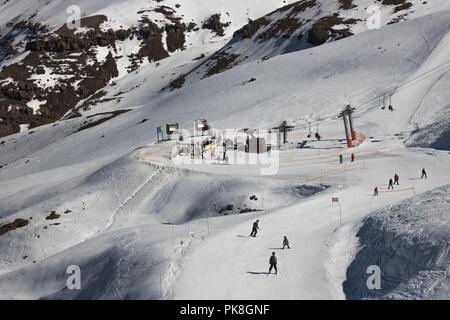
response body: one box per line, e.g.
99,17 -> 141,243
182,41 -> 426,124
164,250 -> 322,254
347,139 -> 353,148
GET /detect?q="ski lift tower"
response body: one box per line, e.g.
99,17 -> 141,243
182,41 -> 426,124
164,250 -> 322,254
273,121 -> 294,147
345,105 -> 357,141
338,105 -> 356,148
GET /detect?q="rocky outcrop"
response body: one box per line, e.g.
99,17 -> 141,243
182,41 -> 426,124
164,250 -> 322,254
308,15 -> 358,46
202,14 -> 230,37
0,7 -> 191,138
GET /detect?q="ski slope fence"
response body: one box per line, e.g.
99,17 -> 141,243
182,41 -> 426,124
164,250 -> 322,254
306,160 -> 366,182
378,186 -> 416,196
282,143 -> 404,164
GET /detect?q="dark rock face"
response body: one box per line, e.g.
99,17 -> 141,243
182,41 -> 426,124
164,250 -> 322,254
202,14 -> 230,37
166,74 -> 186,91
204,53 -> 240,78
338,0 -> 356,10
137,18 -> 170,63
0,32 -> 119,137
378,0 -> 413,13
308,16 -> 358,46
0,218 -> 29,236
0,8 -> 190,138
233,17 -> 271,39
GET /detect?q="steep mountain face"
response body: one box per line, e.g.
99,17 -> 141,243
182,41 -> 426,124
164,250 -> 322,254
166,0 -> 449,89
0,3 -> 198,137
1,0 -> 450,138
0,0 -> 301,138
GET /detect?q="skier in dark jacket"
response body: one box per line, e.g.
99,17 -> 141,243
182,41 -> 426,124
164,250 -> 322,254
388,178 -> 394,189
339,154 -> 343,164
268,252 -> 277,274
282,236 -> 290,249
250,220 -> 259,237
421,168 -> 427,179
374,186 -> 379,196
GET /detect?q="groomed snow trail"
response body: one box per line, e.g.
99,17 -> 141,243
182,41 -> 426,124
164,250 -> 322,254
171,145 -> 450,299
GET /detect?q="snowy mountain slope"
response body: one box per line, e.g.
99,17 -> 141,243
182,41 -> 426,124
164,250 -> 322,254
0,0 -> 300,138
0,3 -> 450,300
164,0 -> 450,89
344,184 -> 450,300
2,0 -> 450,139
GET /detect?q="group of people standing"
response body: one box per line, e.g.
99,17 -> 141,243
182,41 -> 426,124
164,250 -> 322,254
374,168 -> 427,196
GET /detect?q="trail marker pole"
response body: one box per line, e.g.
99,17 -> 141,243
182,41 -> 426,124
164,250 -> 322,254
332,197 -> 342,227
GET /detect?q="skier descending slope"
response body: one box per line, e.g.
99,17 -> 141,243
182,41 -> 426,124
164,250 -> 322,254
421,168 -> 428,179
374,186 -> 379,196
351,153 -> 355,162
388,178 -> 394,189
282,236 -> 290,249
268,252 -> 278,275
339,154 -> 343,164
250,220 -> 260,237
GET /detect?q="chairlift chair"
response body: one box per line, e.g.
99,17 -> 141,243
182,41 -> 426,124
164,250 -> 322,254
388,94 -> 394,111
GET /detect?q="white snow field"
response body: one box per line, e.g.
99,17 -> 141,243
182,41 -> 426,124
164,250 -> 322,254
1,2 -> 450,299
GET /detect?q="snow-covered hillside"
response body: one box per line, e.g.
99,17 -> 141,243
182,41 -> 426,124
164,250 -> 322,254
344,184 -> 450,300
0,0 -> 449,300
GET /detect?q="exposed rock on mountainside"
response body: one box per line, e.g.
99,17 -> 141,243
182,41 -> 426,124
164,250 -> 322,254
0,0 -> 428,137
202,14 -> 231,37
164,0 -> 419,89
0,4 -> 197,138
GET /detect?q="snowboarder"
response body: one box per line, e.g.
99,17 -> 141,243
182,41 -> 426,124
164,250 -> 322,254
394,173 -> 399,185
421,168 -> 427,179
250,220 -> 259,237
339,154 -> 343,164
374,186 -> 379,196
268,252 -> 277,274
282,236 -> 290,249
388,178 -> 394,189
351,153 -> 355,162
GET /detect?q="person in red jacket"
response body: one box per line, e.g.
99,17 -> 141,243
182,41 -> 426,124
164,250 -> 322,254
351,153 -> 355,162
374,186 -> 379,196
394,173 -> 399,185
